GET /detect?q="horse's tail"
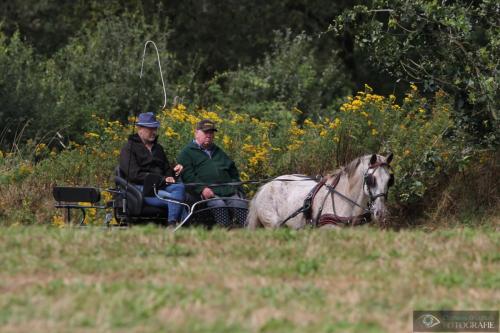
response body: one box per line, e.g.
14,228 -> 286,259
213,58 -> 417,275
246,199 -> 262,229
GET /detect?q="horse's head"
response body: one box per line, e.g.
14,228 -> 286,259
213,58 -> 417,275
363,153 -> 394,223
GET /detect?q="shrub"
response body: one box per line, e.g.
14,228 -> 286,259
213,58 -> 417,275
2,86 -> 488,225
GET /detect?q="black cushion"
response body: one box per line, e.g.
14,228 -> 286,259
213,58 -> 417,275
53,186 -> 101,203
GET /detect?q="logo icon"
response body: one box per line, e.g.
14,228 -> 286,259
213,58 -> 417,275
417,314 -> 441,328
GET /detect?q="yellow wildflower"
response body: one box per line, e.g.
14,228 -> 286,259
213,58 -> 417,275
222,135 -> 231,147
289,121 -> 305,136
367,94 -> 384,103
101,191 -> 113,202
165,127 -> 180,139
371,128 -> 378,136
351,99 -> 363,110
84,132 -> 100,139
199,110 -> 222,123
230,112 -> 246,123
35,143 -> 47,156
177,104 -> 187,112
329,118 -> 341,130
287,140 -> 304,151
303,119 -> 314,127
52,215 -> 65,228
18,164 -> 33,176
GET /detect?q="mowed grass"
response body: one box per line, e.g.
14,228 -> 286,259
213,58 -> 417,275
0,226 -> 498,333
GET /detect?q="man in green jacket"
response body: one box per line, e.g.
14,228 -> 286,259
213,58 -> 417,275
177,119 -> 247,225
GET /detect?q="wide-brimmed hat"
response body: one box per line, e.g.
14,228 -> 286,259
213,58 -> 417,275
196,119 -> 218,132
136,112 -> 160,128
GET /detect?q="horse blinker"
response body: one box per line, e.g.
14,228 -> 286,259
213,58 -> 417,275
364,174 -> 376,187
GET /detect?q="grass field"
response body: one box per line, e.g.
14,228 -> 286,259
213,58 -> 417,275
0,225 -> 498,333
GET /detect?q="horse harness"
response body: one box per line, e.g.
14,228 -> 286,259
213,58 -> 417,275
279,162 -> 392,228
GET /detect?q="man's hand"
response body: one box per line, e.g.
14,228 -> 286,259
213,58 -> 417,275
165,177 -> 175,183
201,187 -> 215,199
173,164 -> 183,176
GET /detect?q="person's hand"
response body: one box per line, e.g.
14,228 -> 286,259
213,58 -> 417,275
165,176 -> 175,183
173,164 -> 183,176
201,187 -> 214,199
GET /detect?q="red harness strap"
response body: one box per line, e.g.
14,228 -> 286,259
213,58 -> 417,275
303,176 -> 328,220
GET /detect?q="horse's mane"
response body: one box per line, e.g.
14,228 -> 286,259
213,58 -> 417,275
344,157 -> 364,178
325,154 -> 380,180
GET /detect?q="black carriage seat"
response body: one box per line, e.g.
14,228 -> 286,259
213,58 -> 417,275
113,167 -> 168,223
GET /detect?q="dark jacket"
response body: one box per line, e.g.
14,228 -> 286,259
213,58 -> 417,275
177,141 -> 240,197
119,134 -> 173,185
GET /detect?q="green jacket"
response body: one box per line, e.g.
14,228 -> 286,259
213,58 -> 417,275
177,141 -> 241,197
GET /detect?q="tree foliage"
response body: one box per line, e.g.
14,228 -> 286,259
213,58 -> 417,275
332,0 -> 499,147
0,15 -> 176,144
0,0 -> 498,151
204,31 -> 352,123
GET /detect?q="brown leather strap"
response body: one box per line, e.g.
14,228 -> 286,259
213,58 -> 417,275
303,177 -> 327,220
317,212 -> 371,227
368,162 -> 389,169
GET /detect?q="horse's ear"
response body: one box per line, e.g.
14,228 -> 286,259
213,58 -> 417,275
386,152 -> 393,164
369,154 -> 377,166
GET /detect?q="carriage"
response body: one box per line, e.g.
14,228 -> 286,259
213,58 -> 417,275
53,153 -> 394,230
53,167 -> 250,230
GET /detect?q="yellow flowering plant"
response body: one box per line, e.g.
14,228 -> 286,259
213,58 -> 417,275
0,85 -> 467,225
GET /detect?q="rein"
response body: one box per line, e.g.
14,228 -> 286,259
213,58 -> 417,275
164,175 -> 319,189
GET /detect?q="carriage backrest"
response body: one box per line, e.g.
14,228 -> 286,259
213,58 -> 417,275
53,186 -> 101,204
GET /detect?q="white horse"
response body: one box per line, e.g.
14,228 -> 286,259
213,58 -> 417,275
246,154 -> 394,229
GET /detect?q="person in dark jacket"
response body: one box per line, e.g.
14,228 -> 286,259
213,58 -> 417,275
119,112 -> 185,226
177,119 -> 246,225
